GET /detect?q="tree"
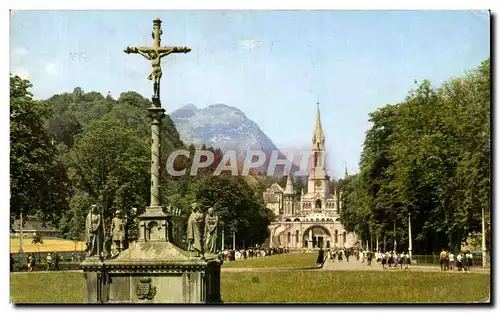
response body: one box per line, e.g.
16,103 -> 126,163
341,59 -> 490,254
64,115 -> 150,243
10,75 -> 69,226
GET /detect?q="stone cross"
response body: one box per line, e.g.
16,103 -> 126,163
124,17 -> 191,105
123,18 -> 191,243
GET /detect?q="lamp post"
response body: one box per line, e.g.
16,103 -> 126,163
393,222 -> 397,252
482,206 -> 487,267
221,221 -> 225,250
408,212 -> 412,259
19,209 -> 24,261
233,232 -> 236,250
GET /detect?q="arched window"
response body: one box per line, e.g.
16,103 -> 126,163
335,230 -> 338,243
321,218 -> 325,222
295,230 -> 299,243
315,199 -> 322,208
285,218 -> 292,222
293,218 -> 300,222
316,218 -> 320,222
287,232 -> 291,243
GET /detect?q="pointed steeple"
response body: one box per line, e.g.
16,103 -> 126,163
312,102 -> 325,145
301,186 -> 305,196
284,174 -> 294,194
344,162 -> 349,178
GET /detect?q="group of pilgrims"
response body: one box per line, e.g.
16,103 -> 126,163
439,250 -> 474,272
322,247 -> 412,270
222,247 -> 289,261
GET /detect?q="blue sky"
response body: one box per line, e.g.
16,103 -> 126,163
10,10 -> 490,178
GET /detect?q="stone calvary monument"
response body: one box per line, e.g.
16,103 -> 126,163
80,17 -> 222,304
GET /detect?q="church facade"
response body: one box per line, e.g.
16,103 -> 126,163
263,105 -> 358,249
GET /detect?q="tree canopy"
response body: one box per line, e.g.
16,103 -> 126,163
340,59 -> 490,254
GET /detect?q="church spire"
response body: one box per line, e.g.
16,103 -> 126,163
344,162 -> 349,178
284,174 -> 294,194
312,102 -> 325,145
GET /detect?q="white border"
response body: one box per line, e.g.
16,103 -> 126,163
2,1 -> 497,312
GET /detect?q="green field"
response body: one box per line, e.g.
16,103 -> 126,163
10,270 -> 489,303
222,253 -> 318,268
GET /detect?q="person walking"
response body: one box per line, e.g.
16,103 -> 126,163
466,251 -> 473,272
448,252 -> 455,271
317,248 -> 325,267
404,251 -> 411,270
381,252 -> 387,270
28,253 -> 36,272
439,249 -> 447,271
456,252 -> 464,272
46,253 -> 53,271
54,253 -> 60,271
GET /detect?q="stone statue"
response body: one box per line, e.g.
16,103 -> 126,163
85,204 -> 104,258
187,203 -> 205,257
135,50 -> 174,100
204,208 -> 219,255
110,210 -> 126,257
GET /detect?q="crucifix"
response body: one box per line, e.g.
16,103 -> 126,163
123,18 -> 191,242
124,17 -> 191,105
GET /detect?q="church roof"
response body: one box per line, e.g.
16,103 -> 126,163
266,182 -> 284,193
312,103 -> 325,144
11,218 -> 60,233
284,175 -> 294,194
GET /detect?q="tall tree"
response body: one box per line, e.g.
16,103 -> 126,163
10,75 -> 69,226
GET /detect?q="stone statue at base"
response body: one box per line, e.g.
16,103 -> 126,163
85,204 -> 104,258
187,203 -> 205,257
204,208 -> 219,256
110,210 -> 126,257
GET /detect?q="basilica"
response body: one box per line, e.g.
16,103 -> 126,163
263,105 -> 358,249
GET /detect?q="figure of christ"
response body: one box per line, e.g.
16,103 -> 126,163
136,49 -> 174,100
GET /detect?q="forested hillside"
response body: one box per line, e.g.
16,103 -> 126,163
10,79 -> 274,248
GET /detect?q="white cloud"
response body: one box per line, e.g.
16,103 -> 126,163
240,38 -> 260,51
13,68 -> 29,79
45,62 -> 60,75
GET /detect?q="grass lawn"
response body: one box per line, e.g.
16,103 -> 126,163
222,252 -> 318,268
10,270 -> 489,303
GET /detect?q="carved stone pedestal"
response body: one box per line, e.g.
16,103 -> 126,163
81,242 -> 222,304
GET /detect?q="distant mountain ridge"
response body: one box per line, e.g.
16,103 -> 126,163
170,104 -> 301,176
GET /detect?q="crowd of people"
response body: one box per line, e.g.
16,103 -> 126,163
439,250 -> 474,272
221,247 -> 289,261
319,247 -> 413,270
374,251 -> 412,270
